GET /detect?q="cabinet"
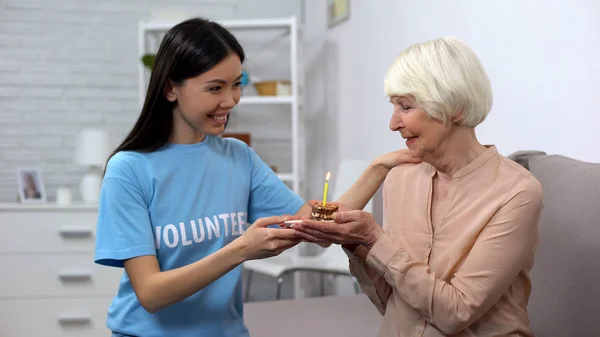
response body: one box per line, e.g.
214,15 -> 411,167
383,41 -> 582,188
0,204 -> 121,337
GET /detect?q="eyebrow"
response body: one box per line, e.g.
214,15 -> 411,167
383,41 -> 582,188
205,74 -> 243,85
389,95 -> 411,103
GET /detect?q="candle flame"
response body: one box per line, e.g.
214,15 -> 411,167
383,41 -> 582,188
325,171 -> 331,182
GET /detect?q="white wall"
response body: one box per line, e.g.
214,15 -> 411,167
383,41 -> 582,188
0,0 -> 302,202
300,0 -> 340,205
326,0 -> 600,164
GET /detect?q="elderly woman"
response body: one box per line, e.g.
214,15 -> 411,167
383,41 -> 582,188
293,36 -> 543,336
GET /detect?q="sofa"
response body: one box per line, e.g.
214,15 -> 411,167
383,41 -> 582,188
509,151 -> 600,337
244,151 -> 600,337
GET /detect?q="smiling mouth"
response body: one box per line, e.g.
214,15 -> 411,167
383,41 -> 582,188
208,114 -> 227,122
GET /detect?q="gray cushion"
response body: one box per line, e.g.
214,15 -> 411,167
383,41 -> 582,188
526,154 -> 600,337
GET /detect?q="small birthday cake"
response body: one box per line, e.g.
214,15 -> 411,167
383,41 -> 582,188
310,202 -> 339,222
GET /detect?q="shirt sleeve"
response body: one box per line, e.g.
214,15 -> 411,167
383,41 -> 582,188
94,152 -> 156,268
246,147 -> 305,223
365,174 -> 543,334
344,246 -> 393,315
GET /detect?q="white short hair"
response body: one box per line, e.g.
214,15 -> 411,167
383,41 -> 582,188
384,36 -> 493,127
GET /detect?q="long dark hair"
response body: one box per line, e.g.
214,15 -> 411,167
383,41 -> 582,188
108,17 -> 245,162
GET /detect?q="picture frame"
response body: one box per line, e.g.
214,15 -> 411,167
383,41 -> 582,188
17,168 -> 47,204
328,0 -> 350,28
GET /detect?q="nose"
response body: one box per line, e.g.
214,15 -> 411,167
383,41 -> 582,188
389,111 -> 404,132
220,94 -> 236,109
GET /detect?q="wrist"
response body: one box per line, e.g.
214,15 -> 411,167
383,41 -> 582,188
368,160 -> 391,177
229,236 -> 251,264
363,224 -> 384,249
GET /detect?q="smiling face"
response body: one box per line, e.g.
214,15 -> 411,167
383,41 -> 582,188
389,95 -> 452,159
165,53 -> 243,143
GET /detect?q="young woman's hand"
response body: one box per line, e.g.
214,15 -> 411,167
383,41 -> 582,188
372,149 -> 422,170
237,216 -> 301,261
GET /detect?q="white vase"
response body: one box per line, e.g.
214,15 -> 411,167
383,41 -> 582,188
79,170 -> 102,203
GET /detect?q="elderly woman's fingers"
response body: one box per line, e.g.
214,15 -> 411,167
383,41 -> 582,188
332,210 -> 367,223
296,219 -> 340,233
292,228 -> 334,244
292,225 -> 326,238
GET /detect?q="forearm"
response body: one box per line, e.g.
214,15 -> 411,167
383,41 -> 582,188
366,233 -> 528,335
131,239 -> 246,313
367,246 -> 474,333
337,162 -> 389,210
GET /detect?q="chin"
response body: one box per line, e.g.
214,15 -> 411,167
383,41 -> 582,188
407,147 -> 424,159
205,128 -> 226,136
200,121 -> 228,136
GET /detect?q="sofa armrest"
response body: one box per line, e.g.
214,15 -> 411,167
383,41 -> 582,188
507,150 -> 547,170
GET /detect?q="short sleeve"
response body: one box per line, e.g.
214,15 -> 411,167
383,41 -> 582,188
246,147 -> 305,223
94,152 -> 156,268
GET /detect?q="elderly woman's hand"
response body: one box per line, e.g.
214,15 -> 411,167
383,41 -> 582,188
291,210 -> 384,249
373,148 -> 421,170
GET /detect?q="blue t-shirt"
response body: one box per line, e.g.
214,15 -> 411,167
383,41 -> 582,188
94,136 -> 305,337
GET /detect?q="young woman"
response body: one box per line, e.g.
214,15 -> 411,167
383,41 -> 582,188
94,17 -> 419,337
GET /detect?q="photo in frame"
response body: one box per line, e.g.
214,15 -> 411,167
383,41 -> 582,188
328,0 -> 350,28
17,168 -> 47,204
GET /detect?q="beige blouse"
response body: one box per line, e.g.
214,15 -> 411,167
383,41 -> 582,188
347,146 -> 543,336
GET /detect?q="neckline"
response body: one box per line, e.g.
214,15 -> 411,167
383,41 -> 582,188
162,135 -> 213,153
427,145 -> 498,179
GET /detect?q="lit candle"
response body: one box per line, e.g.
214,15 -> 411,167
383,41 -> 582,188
322,171 -> 331,205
